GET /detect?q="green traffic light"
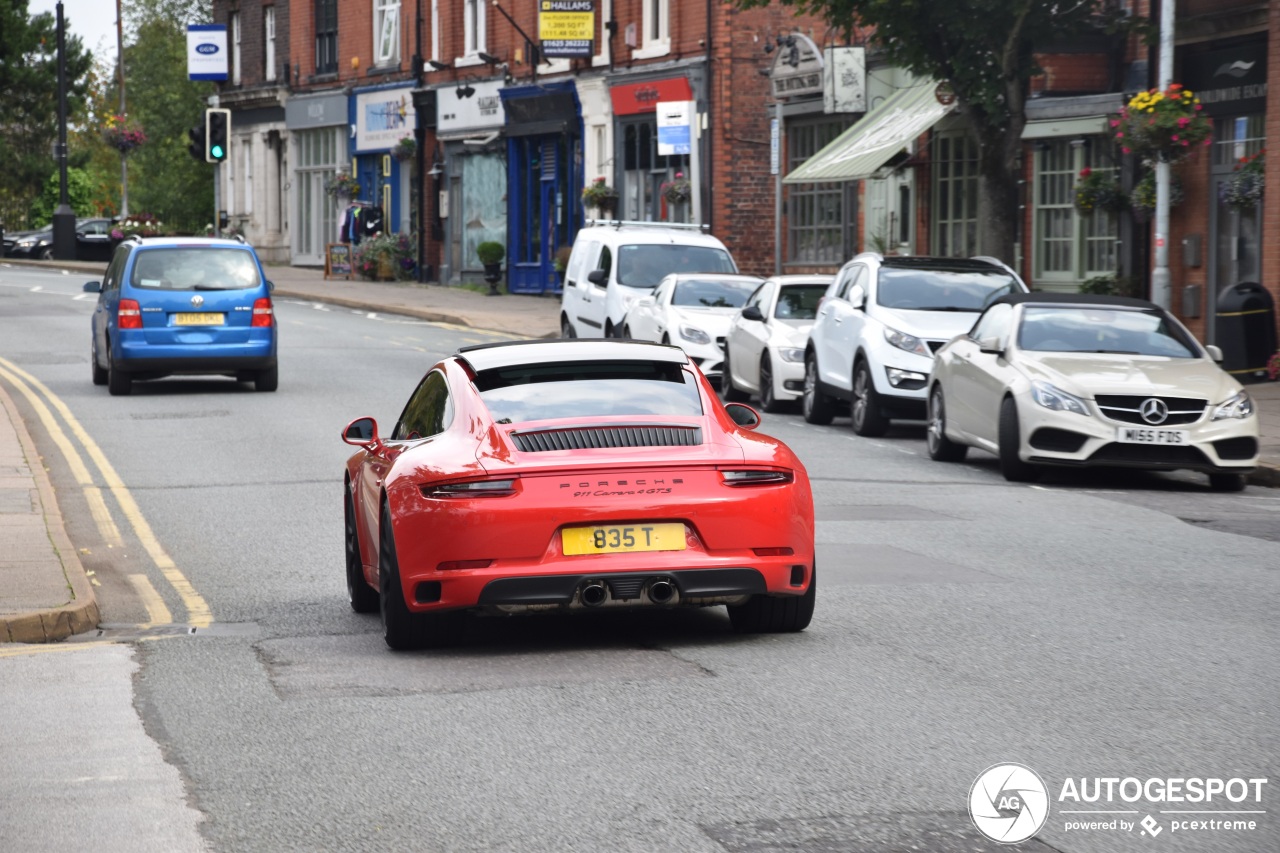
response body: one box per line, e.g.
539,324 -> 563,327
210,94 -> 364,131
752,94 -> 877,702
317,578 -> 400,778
211,145 -> 224,158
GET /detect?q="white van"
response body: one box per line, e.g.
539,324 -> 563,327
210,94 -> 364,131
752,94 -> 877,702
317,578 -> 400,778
559,221 -> 738,339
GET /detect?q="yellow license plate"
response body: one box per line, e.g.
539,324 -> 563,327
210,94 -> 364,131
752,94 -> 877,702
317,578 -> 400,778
562,523 -> 686,555
173,312 -> 225,326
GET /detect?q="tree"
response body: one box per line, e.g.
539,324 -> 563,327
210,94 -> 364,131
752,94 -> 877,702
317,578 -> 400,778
734,0 -> 1141,260
0,0 -> 92,229
28,167 -> 97,227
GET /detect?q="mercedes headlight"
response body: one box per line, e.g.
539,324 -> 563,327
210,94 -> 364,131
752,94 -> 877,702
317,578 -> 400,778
679,324 -> 711,346
778,347 -> 805,364
1030,380 -> 1089,416
884,326 -> 929,356
1212,390 -> 1254,420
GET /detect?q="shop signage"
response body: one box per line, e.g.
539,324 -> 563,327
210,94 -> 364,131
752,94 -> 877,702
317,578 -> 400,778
1183,41 -> 1267,116
438,79 -> 506,134
824,46 -> 866,114
355,87 -> 416,152
187,24 -> 227,81
540,0 -> 595,58
769,33 -> 824,100
656,101 -> 692,156
609,77 -> 693,116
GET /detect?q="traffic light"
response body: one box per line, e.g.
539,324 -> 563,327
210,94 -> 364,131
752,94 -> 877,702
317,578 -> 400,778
187,123 -> 207,163
205,108 -> 230,163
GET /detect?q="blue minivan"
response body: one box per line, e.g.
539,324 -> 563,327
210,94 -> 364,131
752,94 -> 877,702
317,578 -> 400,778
85,237 -> 278,395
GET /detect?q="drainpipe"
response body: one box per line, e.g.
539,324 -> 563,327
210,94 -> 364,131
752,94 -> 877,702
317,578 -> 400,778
1150,0 -> 1175,310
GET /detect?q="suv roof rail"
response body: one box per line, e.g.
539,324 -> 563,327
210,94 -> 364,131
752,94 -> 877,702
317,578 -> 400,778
126,234 -> 144,245
232,233 -> 247,244
584,218 -> 711,233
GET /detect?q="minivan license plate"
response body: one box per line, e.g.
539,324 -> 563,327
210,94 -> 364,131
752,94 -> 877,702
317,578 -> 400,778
1116,427 -> 1189,445
173,312 -> 224,326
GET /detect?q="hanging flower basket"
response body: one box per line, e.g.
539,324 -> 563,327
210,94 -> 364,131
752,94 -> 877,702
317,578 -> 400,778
325,172 -> 361,199
1112,84 -> 1212,163
1074,167 -> 1128,214
661,173 -> 692,205
392,136 -> 417,163
581,177 -> 618,214
1220,149 -> 1265,210
1129,169 -> 1185,222
102,114 -> 147,154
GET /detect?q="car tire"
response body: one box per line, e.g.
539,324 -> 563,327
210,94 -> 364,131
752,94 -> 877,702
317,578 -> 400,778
379,501 -> 465,650
998,397 -> 1039,482
621,324 -> 632,340
1208,472 -> 1247,492
38,247 -> 53,261
926,386 -> 967,462
106,347 -> 132,396
850,360 -> 889,437
661,333 -> 671,345
721,349 -> 750,402
802,352 -> 835,425
345,491 -> 379,614
91,342 -> 108,386
758,353 -> 786,413
728,562 -> 816,633
254,365 -> 279,392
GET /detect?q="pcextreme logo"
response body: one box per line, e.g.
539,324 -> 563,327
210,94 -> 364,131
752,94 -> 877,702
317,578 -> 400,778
968,764 -> 1269,844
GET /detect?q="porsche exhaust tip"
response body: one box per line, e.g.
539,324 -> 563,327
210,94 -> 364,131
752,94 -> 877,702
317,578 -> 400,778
647,579 -> 676,605
580,581 -> 608,607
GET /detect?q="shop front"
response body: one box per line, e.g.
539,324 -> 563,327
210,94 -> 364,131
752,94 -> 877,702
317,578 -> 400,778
608,76 -> 695,222
286,91 -> 348,266
349,84 -> 417,240
501,82 -> 582,295
436,79 -> 507,285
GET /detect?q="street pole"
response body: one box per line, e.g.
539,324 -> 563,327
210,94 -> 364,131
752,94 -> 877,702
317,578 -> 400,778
1150,0 -> 1175,309
774,99 -> 782,275
52,2 -> 76,260
117,0 -> 129,218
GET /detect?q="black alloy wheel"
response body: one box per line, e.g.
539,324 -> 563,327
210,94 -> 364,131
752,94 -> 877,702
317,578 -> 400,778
728,562 -> 817,633
802,353 -> 835,425
997,397 -> 1039,482
721,348 -> 750,402
560,316 -> 576,339
345,491 -> 379,613
926,386 -> 967,462
758,353 -> 784,413
850,360 -> 889,437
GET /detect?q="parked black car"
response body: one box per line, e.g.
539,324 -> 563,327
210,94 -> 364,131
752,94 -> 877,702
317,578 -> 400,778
3,218 -> 117,262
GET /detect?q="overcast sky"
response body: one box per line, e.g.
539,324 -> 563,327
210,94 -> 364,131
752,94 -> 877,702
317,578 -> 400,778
28,1 -> 123,64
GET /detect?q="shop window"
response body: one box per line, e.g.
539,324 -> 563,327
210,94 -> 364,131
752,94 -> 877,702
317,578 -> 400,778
621,119 -> 686,222
593,0 -> 613,67
932,133 -> 979,258
315,0 -> 337,75
264,7 -> 276,82
374,0 -> 400,66
786,119 -> 851,264
1032,138 -> 1118,284
464,0 -> 486,57
230,12 -> 241,86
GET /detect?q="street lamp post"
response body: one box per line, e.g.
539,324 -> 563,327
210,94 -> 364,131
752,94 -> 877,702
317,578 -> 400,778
52,1 -> 76,260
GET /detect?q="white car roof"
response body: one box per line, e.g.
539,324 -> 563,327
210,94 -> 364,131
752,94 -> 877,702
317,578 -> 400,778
575,225 -> 728,249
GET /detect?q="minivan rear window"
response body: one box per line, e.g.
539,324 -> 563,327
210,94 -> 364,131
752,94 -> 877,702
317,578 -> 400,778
130,248 -> 262,291
616,245 -> 736,288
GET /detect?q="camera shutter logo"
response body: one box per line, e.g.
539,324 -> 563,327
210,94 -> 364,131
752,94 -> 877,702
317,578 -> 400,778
969,763 -> 1050,844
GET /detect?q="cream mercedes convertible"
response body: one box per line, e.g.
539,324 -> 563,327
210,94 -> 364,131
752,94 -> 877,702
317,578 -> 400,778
926,293 -> 1258,491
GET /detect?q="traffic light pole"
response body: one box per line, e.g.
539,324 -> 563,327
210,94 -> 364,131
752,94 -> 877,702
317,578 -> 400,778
213,163 -> 221,238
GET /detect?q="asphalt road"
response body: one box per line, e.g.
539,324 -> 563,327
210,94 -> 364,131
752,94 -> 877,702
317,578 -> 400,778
1,263 -> 1277,853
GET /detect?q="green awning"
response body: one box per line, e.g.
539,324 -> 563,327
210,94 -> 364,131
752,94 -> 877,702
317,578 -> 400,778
784,83 -> 956,184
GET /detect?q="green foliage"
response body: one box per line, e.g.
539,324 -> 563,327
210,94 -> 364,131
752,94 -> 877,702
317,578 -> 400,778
1080,275 -> 1137,298
27,168 -> 98,227
476,241 -> 505,265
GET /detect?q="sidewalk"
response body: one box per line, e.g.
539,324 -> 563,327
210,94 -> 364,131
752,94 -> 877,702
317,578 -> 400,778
0,256 -> 1277,643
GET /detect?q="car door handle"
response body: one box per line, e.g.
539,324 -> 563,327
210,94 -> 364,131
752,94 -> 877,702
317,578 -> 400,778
832,316 -> 842,324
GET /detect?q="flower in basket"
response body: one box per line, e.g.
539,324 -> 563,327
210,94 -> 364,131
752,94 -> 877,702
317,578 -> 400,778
325,172 -> 361,199
1074,167 -> 1128,214
1220,149 -> 1265,210
580,177 -> 618,211
1268,350 -> 1280,381
353,231 -> 415,280
102,114 -> 147,154
117,213 -> 164,237
392,136 -> 417,163
661,172 -> 692,205
1112,84 -> 1212,162
1129,169 -> 1185,220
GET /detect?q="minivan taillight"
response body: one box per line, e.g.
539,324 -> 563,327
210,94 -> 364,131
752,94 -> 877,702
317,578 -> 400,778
118,299 -> 142,329
251,297 -> 274,327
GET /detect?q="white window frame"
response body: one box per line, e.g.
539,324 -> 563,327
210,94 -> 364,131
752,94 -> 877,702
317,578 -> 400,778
242,136 -> 254,216
374,0 -> 400,66
460,0 -> 486,62
1031,137 -> 1119,286
931,131 -> 979,258
633,0 -> 669,59
592,0 -> 613,68
230,12 -> 241,86
264,6 -> 276,81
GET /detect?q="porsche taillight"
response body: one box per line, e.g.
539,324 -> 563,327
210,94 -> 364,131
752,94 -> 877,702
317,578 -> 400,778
422,478 -> 518,498
251,297 -> 274,327
118,299 -> 142,329
720,469 -> 793,486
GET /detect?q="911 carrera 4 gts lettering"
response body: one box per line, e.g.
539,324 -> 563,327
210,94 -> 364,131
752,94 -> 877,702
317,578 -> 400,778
574,487 -> 673,498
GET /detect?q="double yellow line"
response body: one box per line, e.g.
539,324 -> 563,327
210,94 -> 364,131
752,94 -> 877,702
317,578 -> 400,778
0,357 -> 212,629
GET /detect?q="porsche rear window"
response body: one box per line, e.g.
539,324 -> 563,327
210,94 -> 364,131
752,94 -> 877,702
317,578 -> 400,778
474,360 -> 704,423
130,248 -> 262,291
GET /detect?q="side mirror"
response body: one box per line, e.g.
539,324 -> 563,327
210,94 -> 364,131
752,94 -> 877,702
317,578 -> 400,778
741,305 -> 764,322
847,284 -> 866,310
1206,344 -> 1224,362
977,337 -> 1004,355
724,402 -> 761,430
342,417 -> 380,447
266,280 -> 275,292
83,281 -> 102,293
587,269 -> 607,286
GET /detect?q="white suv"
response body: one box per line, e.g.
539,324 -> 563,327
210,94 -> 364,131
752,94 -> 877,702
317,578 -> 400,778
803,254 -> 1028,435
559,222 -> 738,339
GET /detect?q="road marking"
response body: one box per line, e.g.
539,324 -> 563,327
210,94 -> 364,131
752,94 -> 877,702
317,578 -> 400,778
0,640 -> 116,658
0,358 -> 213,628
127,574 -> 173,626
29,285 -> 42,292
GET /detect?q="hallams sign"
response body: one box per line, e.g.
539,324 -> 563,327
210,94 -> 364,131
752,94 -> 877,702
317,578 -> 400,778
540,0 -> 595,59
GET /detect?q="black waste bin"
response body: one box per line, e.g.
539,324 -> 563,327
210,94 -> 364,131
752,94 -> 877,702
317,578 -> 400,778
1215,281 -> 1276,382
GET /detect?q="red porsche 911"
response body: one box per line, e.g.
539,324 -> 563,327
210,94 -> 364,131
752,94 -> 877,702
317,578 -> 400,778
342,339 -> 816,650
